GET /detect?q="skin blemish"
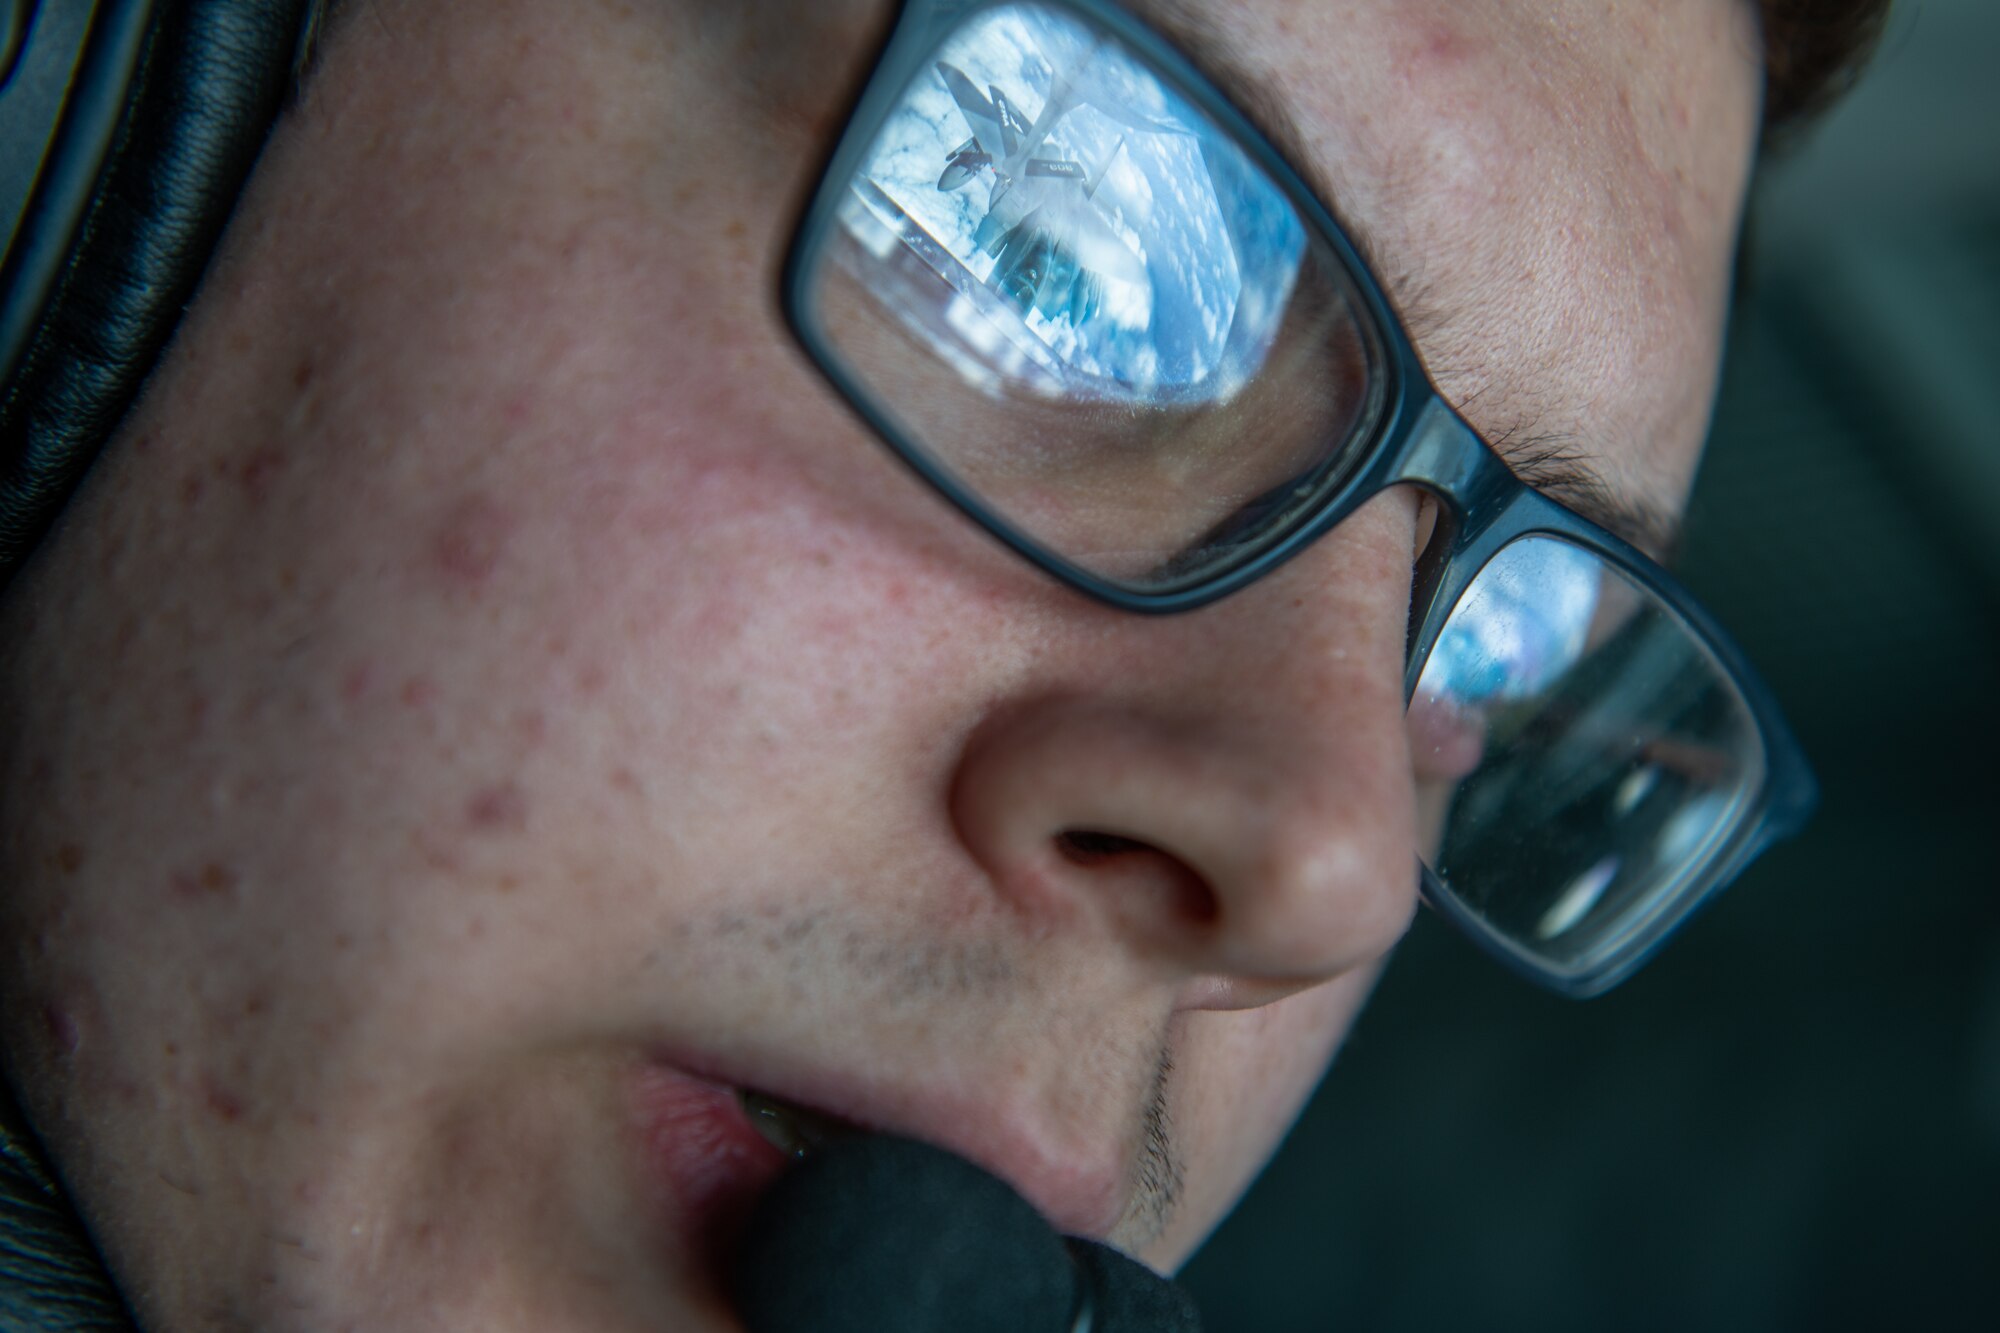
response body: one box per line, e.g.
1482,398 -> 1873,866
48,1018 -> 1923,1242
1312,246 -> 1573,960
237,447 -> 285,506
199,1073 -> 247,1123
1419,24 -> 1472,67
400,675 -> 439,709
170,862 -> 240,900
464,782 -> 530,833
429,492 -> 518,589
54,843 -> 84,874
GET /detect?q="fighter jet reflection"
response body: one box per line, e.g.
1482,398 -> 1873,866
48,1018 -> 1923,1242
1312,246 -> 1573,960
931,55 -> 1188,329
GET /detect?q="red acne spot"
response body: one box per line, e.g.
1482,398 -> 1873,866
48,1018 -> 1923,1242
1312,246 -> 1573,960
430,492 -> 517,588
609,766 -> 642,797
465,782 -> 530,833
200,1073 -> 247,1123
400,675 -> 439,709
179,472 -> 205,507
292,356 -> 315,390
171,862 -> 239,900
237,447 -> 285,505
1416,22 -> 1472,68
54,844 -> 84,875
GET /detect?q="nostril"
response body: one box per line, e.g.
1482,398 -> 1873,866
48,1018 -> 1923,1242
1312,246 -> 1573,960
1053,829 -> 1150,864
1053,829 -> 1220,926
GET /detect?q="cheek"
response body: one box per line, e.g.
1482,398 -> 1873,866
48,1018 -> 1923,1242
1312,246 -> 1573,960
0,0 -> 1093,1094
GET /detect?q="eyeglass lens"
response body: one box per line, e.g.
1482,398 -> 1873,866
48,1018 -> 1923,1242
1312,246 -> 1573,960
1409,536 -> 1768,979
802,1 -> 1384,593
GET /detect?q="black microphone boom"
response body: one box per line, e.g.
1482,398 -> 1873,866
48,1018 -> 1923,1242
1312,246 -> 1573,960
1066,1236 -> 1203,1333
731,1134 -> 1202,1333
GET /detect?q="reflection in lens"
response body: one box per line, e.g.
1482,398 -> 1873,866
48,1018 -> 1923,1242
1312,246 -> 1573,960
1421,538 -> 1601,705
1412,537 -> 1766,979
805,2 -> 1383,591
848,6 -> 1304,401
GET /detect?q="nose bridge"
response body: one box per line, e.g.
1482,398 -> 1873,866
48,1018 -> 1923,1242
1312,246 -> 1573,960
949,492 -> 1424,997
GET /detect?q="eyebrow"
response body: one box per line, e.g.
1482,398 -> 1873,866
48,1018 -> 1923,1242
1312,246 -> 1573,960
1134,0 -> 1687,560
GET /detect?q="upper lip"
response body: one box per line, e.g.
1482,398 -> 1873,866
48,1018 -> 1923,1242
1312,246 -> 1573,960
656,1048 -> 1134,1240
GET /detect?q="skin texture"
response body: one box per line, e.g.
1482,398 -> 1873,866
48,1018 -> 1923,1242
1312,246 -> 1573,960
0,0 -> 1759,1328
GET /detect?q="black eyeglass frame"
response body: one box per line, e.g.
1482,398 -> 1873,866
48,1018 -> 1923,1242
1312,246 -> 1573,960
781,0 -> 1818,997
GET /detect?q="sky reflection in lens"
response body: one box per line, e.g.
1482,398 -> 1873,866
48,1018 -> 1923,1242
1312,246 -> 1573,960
1421,538 -> 1605,706
845,2 -> 1307,404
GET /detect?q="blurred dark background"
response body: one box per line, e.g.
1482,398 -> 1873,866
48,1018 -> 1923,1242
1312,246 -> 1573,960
1181,3 -> 2000,1329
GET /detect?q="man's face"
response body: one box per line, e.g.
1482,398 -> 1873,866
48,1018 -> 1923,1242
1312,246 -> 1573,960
0,0 -> 1757,1328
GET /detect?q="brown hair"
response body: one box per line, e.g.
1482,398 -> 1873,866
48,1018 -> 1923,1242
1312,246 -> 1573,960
1758,0 -> 1894,140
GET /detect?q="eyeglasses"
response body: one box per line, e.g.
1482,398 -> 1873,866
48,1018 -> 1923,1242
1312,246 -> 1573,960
781,0 -> 1816,996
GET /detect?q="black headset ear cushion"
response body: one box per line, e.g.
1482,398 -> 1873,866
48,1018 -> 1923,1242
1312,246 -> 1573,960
0,0 -> 317,578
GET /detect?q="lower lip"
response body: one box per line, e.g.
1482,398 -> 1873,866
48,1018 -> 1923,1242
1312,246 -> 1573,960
630,1063 -> 792,1271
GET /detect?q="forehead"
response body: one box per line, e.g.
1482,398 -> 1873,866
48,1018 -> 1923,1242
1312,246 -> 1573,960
1128,0 -> 1763,513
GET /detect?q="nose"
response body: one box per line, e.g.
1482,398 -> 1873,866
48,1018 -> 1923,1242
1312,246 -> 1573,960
948,494 -> 1424,1009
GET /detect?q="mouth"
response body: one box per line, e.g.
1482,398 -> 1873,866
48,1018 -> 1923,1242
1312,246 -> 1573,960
628,1067 -> 883,1275
737,1089 -> 859,1160
633,1057 -> 1131,1265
